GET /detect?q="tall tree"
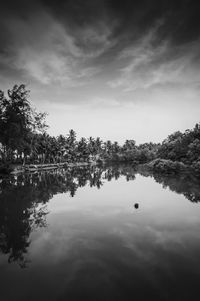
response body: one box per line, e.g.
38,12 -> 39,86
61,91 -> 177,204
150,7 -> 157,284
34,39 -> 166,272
0,85 -> 47,163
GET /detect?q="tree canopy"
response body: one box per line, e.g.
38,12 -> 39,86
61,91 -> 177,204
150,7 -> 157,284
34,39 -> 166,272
0,84 -> 200,174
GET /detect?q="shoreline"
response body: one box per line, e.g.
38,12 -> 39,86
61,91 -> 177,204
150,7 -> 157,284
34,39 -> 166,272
9,161 -> 97,174
1,158 -> 200,179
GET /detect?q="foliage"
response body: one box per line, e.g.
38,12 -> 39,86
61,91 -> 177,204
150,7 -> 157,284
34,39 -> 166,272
158,124 -> 200,165
0,84 -> 48,164
145,158 -> 186,174
1,85 -> 200,175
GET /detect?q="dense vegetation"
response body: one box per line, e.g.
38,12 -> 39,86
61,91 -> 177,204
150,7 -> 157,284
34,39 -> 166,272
0,84 -> 200,175
146,124 -> 200,175
0,84 -> 159,167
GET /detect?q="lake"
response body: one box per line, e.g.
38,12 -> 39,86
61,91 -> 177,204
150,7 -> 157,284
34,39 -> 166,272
1,165 -> 200,301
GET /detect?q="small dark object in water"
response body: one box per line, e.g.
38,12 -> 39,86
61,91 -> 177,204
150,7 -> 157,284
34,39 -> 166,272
134,203 -> 139,209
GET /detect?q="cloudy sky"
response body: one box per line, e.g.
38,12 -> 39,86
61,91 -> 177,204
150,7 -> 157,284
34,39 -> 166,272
0,0 -> 200,143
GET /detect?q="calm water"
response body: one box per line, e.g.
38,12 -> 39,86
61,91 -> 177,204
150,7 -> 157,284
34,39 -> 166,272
1,165 -> 200,301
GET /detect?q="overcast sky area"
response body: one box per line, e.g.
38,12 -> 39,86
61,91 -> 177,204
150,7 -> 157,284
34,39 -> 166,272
0,0 -> 200,144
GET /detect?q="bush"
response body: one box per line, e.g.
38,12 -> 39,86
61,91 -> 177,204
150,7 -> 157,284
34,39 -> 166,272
146,159 -> 186,174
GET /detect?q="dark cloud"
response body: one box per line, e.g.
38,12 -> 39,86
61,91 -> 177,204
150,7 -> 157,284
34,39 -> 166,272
41,0 -> 107,27
0,0 -> 200,89
1,0 -> 200,47
42,0 -> 200,46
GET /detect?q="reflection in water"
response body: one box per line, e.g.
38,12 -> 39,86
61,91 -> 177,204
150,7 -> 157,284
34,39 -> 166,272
0,165 -> 125,266
0,164 -> 200,268
1,165 -> 200,301
0,175 -> 49,267
140,169 -> 200,203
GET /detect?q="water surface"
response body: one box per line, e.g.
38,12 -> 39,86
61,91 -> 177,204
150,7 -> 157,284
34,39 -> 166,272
1,165 -> 200,301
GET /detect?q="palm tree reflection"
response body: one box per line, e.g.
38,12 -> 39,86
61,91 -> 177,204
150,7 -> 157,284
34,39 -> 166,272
0,164 -> 200,267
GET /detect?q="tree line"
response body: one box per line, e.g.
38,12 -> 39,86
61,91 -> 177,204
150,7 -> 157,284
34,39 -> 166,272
0,84 -> 159,166
0,84 -> 200,175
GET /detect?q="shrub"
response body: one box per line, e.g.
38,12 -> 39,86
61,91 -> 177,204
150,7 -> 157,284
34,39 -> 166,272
146,159 -> 186,174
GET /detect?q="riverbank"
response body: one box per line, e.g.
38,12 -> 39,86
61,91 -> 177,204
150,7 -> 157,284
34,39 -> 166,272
5,161 -> 97,175
1,158 -> 200,178
142,158 -> 200,177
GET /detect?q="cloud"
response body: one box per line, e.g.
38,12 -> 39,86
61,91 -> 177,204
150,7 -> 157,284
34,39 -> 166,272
108,24 -> 200,92
0,2 -> 114,86
10,17 -> 81,85
1,0 -> 200,100
72,21 -> 117,59
89,97 -> 120,109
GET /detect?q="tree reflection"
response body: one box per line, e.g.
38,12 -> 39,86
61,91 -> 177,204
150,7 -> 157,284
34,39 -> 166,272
0,174 -> 49,267
0,165 -> 129,266
139,169 -> 200,203
0,164 -> 200,267
154,173 -> 200,203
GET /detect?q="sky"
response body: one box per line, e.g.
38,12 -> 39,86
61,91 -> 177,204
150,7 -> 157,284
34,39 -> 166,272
0,0 -> 200,144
